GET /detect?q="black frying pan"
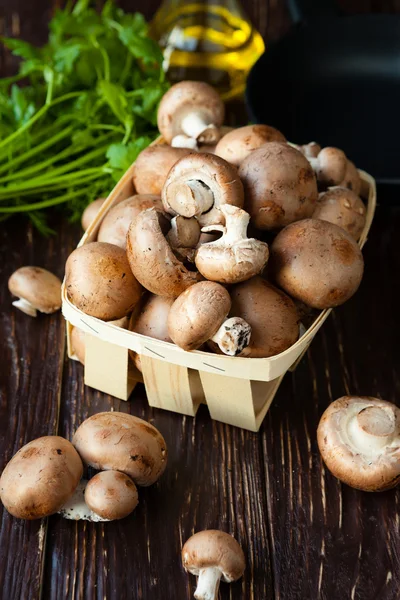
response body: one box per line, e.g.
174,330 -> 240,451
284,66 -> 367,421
245,0 -> 400,190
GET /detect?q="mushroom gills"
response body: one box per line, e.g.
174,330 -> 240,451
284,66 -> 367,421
194,567 -> 222,600
211,317 -> 251,356
58,480 -> 109,522
12,297 -> 38,317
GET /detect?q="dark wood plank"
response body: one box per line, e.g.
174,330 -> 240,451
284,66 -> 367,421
0,218 -> 76,600
261,206 -> 400,600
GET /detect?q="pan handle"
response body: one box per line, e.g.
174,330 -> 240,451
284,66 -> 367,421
287,0 -> 339,24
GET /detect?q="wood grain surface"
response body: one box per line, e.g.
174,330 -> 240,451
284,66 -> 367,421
1,2 -> 400,600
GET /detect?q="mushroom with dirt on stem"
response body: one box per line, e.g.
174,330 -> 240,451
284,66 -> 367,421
214,124 -> 286,166
238,142 -> 318,230
97,194 -> 164,249
81,197 -> 106,230
182,530 -> 245,600
0,436 -> 83,519
157,81 -> 225,148
162,152 -> 244,227
8,266 -> 62,317
132,145 -> 192,195
269,218 -> 364,309
317,396 -> 400,492
126,207 -> 202,298
65,242 -> 143,320
313,186 -> 366,240
195,204 -> 269,284
168,281 -> 251,356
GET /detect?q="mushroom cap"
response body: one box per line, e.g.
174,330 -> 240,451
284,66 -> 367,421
70,326 -> 86,365
84,471 -> 138,520
65,242 -> 142,320
317,396 -> 400,492
238,142 -> 318,230
157,81 -> 224,144
126,208 -> 202,298
162,152 -> 244,227
313,187 -> 366,240
98,194 -> 163,249
168,281 -> 231,351
315,147 -> 347,186
81,198 -> 106,230
132,145 -> 191,195
270,218 -> 364,309
294,141 -> 321,159
72,412 -> 167,487
340,160 -> 362,196
214,124 -> 286,166
0,436 -> 83,519
182,530 -> 245,582
209,276 -> 299,358
8,266 -> 62,314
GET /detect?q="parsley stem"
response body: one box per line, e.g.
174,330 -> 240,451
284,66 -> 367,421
0,171 -> 109,201
0,188 -> 96,213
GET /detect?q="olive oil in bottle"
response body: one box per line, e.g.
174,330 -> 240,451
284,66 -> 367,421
150,0 -> 265,101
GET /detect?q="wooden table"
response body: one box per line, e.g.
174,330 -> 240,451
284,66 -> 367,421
1,2 -> 400,599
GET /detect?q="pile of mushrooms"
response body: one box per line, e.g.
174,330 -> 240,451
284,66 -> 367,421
0,412 -> 167,522
60,79 -> 368,364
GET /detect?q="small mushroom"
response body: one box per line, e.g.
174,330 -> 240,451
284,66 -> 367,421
85,471 -> 138,520
182,530 -> 245,600
208,276 -> 299,357
340,160 -> 362,196
195,205 -> 269,284
81,198 -> 106,230
8,266 -> 62,317
292,141 -> 321,159
72,412 -> 167,487
65,242 -> 142,320
214,124 -> 286,166
162,153 -> 244,227
126,208 -> 202,297
198,126 -> 234,154
58,480 -> 109,521
128,294 -> 174,372
157,81 -> 224,148
132,145 -> 192,195
238,142 -> 318,230
307,146 -> 348,187
0,436 -> 83,519
317,396 -> 400,492
98,194 -> 164,249
313,186 -> 366,240
270,218 -> 364,309
168,281 -> 251,356
167,216 -> 201,249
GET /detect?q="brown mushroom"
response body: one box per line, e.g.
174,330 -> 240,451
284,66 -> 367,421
308,146 -> 348,187
157,81 -> 224,147
182,530 -> 245,600
269,218 -> 364,309
81,198 -> 106,230
128,294 -> 174,371
195,205 -> 269,284
72,412 -> 167,487
214,124 -> 286,166
168,281 -> 251,356
132,145 -> 192,195
98,194 -> 163,249
208,276 -> 299,357
0,436 -> 83,519
8,266 -> 62,317
126,208 -> 202,297
65,242 -> 142,320
84,471 -> 139,520
340,160 -> 362,196
238,142 -> 318,230
198,126 -> 234,154
291,141 -> 321,159
313,186 -> 366,240
162,153 -> 244,227
317,396 -> 400,492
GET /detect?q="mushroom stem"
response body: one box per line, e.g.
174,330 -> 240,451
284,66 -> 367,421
167,216 -> 201,249
171,134 -> 198,150
194,567 -> 222,600
58,480 -> 109,522
347,406 -> 396,453
211,316 -> 252,356
12,297 -> 37,317
202,204 -> 249,246
168,181 -> 214,218
179,112 -> 220,144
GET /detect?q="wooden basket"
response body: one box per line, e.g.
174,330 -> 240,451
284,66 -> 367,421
62,142 -> 376,432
